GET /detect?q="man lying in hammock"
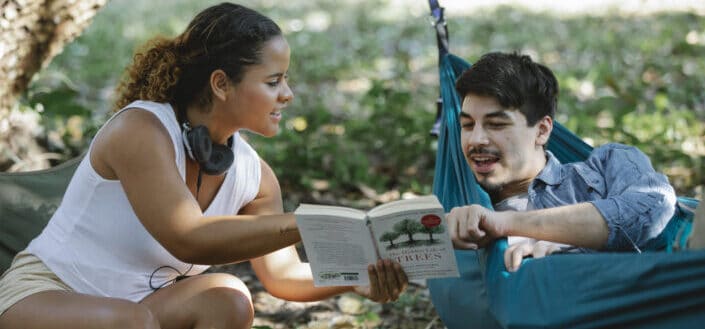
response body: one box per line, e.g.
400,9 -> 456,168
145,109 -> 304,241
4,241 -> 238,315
446,52 -> 677,271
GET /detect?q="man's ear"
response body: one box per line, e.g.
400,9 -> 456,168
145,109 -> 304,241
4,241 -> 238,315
210,69 -> 230,101
535,115 -> 553,147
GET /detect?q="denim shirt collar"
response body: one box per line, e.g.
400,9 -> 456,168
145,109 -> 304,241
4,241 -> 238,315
533,150 -> 562,186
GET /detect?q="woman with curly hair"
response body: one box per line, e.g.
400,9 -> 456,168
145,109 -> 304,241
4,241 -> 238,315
0,3 -> 407,329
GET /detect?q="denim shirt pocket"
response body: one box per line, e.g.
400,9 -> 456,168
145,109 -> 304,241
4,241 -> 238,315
573,164 -> 606,197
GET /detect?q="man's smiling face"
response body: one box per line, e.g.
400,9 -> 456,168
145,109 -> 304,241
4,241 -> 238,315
459,94 -> 551,200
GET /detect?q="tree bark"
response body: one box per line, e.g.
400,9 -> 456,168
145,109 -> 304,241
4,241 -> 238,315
0,0 -> 108,114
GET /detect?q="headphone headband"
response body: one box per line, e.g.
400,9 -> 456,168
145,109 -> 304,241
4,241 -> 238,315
180,121 -> 234,176
181,122 -> 196,161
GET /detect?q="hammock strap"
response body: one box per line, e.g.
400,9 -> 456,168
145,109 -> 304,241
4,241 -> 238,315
428,0 -> 449,136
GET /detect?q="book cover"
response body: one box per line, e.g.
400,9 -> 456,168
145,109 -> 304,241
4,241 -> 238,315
295,195 -> 459,287
368,196 -> 459,282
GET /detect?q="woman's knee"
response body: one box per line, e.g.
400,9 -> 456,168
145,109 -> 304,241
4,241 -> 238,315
206,286 -> 254,318
195,274 -> 254,328
203,272 -> 252,300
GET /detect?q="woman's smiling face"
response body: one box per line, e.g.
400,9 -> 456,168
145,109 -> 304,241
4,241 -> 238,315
225,35 -> 293,137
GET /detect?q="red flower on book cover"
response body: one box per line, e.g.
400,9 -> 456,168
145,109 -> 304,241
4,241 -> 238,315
421,214 -> 441,228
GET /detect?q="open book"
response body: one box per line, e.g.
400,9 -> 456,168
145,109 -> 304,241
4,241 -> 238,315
295,195 -> 459,286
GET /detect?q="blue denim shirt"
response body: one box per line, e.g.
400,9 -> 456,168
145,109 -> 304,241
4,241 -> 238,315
529,143 -> 677,251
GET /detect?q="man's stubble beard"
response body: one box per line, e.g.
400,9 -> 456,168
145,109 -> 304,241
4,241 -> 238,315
476,176 -> 505,204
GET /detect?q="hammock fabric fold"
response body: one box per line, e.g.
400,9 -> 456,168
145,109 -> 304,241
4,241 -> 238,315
427,53 -> 705,329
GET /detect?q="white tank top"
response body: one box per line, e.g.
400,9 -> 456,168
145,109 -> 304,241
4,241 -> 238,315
27,100 -> 262,302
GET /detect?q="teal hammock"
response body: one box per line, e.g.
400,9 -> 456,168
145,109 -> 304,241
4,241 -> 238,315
427,53 -> 705,329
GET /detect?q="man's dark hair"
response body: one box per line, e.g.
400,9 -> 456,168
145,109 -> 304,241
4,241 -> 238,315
455,52 -> 558,125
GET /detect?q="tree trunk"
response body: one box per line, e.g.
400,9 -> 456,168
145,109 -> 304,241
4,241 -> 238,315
0,0 -> 108,114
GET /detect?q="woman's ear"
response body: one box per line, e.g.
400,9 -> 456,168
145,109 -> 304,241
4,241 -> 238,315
535,115 -> 553,147
210,69 -> 230,101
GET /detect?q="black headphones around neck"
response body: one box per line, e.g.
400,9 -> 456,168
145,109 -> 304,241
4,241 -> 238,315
181,122 -> 234,176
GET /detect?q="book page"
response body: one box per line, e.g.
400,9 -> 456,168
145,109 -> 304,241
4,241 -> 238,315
368,197 -> 459,282
367,195 -> 441,218
295,204 -> 378,286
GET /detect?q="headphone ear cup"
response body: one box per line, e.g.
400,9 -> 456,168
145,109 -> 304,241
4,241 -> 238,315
186,126 -> 212,164
200,144 -> 234,175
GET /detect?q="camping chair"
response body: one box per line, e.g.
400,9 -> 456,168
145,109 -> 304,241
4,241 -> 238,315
425,2 -> 705,328
0,156 -> 81,272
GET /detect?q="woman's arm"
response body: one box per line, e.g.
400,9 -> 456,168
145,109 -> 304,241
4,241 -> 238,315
251,246 -> 407,302
239,158 -> 351,300
251,246 -> 353,301
92,109 -> 300,265
246,161 -> 406,302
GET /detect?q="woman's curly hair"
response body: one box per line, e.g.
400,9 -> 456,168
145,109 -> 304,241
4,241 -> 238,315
113,2 -> 282,114
114,37 -> 181,110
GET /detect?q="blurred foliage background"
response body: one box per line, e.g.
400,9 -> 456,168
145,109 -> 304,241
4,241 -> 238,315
5,0 -> 704,208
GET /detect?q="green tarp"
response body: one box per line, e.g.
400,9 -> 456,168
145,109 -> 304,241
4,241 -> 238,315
0,156 -> 81,271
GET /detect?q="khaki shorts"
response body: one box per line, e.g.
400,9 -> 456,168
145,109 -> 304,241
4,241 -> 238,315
0,251 -> 72,316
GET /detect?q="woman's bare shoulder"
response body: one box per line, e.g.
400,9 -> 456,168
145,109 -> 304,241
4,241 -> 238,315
91,108 -> 176,178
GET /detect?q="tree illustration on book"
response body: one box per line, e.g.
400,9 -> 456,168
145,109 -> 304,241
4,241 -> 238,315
381,215 -> 446,250
394,219 -> 423,244
380,231 -> 401,247
420,214 -> 444,242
